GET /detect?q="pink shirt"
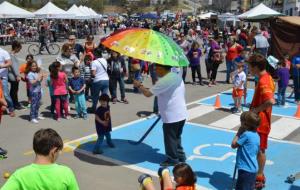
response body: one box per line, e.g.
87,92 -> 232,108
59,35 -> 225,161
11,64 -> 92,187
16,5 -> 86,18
52,72 -> 67,96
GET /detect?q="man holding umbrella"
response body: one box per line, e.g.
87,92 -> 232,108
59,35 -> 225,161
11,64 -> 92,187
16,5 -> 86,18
133,65 -> 188,166
101,28 -> 189,166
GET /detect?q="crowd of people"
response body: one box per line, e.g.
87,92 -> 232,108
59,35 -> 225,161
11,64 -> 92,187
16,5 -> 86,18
0,15 -> 299,190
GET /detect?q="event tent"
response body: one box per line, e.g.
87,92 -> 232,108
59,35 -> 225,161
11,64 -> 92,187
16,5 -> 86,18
67,4 -> 91,19
198,12 -> 217,20
0,1 -> 34,18
238,3 -> 283,20
78,6 -> 99,19
34,2 -> 74,19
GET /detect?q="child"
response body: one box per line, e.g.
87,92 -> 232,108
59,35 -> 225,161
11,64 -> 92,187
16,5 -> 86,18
20,54 -> 34,108
284,54 -> 291,70
230,64 -> 246,113
69,67 -> 87,119
80,53 -> 93,101
187,41 -> 203,85
231,111 -> 261,190
1,128 -> 79,190
93,94 -> 115,154
50,61 -> 69,121
26,61 -> 44,124
46,64 -> 55,117
276,61 -> 290,106
138,163 -> 197,190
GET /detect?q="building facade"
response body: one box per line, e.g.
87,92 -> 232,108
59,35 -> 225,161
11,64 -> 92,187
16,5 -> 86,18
283,0 -> 300,15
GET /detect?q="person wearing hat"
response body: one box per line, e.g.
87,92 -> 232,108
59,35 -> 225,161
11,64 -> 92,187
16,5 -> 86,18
253,29 -> 269,57
231,111 -> 261,190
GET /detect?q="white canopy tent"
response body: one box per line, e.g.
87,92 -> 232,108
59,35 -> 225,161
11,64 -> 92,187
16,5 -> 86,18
67,4 -> 91,19
0,1 -> 34,18
78,6 -> 99,19
238,3 -> 282,20
34,2 -> 74,19
198,12 -> 217,20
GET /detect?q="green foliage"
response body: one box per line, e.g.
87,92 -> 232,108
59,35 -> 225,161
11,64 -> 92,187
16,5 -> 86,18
52,0 -> 69,10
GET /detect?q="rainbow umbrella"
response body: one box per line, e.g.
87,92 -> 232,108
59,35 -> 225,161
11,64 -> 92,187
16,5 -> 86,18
101,28 -> 189,67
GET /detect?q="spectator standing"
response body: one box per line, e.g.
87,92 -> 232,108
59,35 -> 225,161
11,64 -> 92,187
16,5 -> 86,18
292,52 -> 300,104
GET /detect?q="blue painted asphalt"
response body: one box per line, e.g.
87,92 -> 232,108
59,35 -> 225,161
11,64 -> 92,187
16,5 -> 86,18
199,89 -> 298,118
70,117 -> 300,190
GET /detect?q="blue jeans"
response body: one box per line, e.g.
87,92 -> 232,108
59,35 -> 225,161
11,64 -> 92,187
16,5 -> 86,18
91,80 -> 109,111
133,70 -> 142,93
2,78 -> 14,112
236,169 -> 256,190
93,132 -> 113,151
226,60 -> 235,82
30,92 -> 41,120
294,76 -> 300,101
277,87 -> 287,105
74,93 -> 87,116
110,77 -> 125,99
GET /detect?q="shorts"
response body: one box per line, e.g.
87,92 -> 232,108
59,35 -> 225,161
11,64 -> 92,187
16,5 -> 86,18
236,169 -> 256,190
232,88 -> 244,98
258,132 -> 268,150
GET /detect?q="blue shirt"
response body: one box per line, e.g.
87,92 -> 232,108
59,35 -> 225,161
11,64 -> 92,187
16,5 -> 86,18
236,131 -> 260,173
292,55 -> 300,77
69,77 -> 85,92
27,72 -> 41,93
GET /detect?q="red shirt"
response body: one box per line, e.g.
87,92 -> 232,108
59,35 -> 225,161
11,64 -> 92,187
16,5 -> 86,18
226,43 -> 243,61
251,72 -> 275,134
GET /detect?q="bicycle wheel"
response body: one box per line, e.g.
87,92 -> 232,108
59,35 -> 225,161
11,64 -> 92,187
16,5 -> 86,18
48,43 -> 60,55
28,44 -> 40,56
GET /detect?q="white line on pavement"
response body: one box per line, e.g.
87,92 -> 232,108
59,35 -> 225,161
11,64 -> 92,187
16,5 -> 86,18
269,117 -> 300,139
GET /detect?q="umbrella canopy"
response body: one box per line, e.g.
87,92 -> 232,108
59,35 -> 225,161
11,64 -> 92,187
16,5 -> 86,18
238,3 -> 283,20
67,4 -> 91,19
0,1 -> 34,18
34,2 -> 74,19
198,12 -> 217,20
140,13 -> 159,20
102,28 -> 189,67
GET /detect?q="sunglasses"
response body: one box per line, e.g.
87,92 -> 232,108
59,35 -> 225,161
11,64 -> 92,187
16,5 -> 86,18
68,38 -> 75,41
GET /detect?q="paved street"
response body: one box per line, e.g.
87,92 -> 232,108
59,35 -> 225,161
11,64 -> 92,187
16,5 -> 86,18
0,36 -> 299,189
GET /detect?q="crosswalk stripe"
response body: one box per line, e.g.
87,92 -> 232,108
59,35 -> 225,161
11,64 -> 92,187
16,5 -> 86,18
209,114 -> 241,130
269,117 -> 300,139
187,105 -> 215,121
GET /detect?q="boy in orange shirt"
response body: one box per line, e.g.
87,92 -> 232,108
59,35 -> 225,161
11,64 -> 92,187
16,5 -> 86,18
248,54 -> 275,189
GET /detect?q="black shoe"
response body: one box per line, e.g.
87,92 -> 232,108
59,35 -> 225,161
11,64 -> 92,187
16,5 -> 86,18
0,147 -> 7,155
160,159 -> 179,167
15,105 -> 26,110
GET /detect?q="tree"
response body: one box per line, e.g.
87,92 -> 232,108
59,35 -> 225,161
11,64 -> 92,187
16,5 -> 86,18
52,0 -> 69,10
78,0 -> 105,12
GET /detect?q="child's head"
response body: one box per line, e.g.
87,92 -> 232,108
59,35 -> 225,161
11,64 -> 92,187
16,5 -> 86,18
50,61 -> 61,79
99,94 -> 110,107
278,60 -> 286,68
173,163 -> 196,186
191,41 -> 199,50
240,111 -> 261,131
284,54 -> 290,60
237,64 -> 244,73
84,54 -> 93,65
72,66 -> 80,78
25,60 -> 39,74
26,54 -> 34,63
33,128 -> 63,162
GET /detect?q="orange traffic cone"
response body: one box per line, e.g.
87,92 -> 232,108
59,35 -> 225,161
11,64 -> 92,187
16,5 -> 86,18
214,94 -> 221,109
295,104 -> 300,119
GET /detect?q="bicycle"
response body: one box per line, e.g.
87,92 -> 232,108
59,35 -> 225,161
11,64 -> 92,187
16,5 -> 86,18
28,41 -> 60,56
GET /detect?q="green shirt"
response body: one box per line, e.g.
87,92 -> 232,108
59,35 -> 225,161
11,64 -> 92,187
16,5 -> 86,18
1,163 -> 79,190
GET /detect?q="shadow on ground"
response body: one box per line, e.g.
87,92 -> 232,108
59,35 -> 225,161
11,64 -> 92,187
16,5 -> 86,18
74,139 -> 165,166
196,171 -> 233,190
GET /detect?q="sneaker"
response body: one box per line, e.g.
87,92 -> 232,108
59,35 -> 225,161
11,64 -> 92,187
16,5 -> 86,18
212,81 -> 217,85
0,147 -> 7,155
26,104 -> 31,108
65,116 -> 70,120
160,159 -> 179,167
15,105 -> 26,110
31,119 -> 39,124
121,98 -> 129,104
107,142 -> 115,148
9,112 -> 15,117
112,98 -> 117,104
92,149 -> 103,154
208,82 -> 212,87
83,115 -> 88,120
73,115 -> 79,119
56,118 -> 61,122
199,82 -> 204,86
37,116 -> 45,120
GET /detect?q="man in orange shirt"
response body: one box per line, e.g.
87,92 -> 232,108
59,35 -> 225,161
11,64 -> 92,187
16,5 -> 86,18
248,54 -> 275,189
